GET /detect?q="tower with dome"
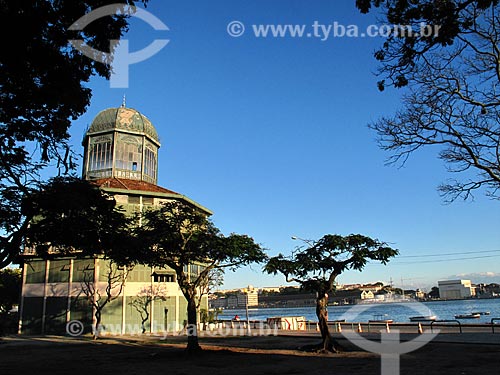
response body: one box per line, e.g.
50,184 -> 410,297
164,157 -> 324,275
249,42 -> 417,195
83,105 -> 160,184
17,105 -> 211,335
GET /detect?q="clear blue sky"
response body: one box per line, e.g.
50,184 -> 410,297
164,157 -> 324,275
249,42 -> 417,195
69,0 -> 500,291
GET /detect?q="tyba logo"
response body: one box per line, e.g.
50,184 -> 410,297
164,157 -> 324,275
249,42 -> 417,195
69,4 -> 169,88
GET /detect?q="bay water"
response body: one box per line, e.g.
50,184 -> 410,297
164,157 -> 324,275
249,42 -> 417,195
219,298 -> 500,323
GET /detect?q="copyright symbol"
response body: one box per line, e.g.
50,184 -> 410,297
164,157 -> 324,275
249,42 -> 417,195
66,320 -> 84,337
227,21 -> 245,37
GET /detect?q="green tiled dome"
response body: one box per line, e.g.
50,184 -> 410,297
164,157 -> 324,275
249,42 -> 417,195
87,107 -> 160,144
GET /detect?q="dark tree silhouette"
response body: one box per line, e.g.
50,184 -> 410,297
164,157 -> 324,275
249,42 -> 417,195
24,177 -> 136,264
355,0 -> 499,89
357,1 -> 500,201
0,0 -> 149,268
0,268 -> 21,314
265,234 -> 398,352
135,201 -> 267,353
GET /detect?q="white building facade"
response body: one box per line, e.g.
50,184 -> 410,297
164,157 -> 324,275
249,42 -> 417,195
438,279 -> 476,299
237,285 -> 259,307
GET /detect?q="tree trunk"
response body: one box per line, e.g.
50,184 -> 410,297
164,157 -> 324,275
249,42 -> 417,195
141,313 -> 148,334
186,296 -> 202,353
141,299 -> 151,334
315,294 -> 340,352
93,309 -> 102,340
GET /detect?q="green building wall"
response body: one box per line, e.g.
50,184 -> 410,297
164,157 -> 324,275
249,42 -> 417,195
19,258 -> 208,335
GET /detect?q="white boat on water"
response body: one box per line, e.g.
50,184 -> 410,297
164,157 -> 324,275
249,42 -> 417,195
455,313 -> 480,319
369,314 -> 394,323
409,315 -> 437,322
369,318 -> 394,323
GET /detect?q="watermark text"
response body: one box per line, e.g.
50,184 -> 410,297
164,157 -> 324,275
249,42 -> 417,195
227,21 -> 441,41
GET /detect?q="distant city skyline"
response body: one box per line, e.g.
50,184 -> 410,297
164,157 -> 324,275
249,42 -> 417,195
65,1 -> 500,290
213,273 -> 500,294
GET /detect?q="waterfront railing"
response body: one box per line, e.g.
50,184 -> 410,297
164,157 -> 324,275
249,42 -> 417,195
212,318 -> 500,334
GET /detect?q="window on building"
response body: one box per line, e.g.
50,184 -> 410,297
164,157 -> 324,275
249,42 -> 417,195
153,273 -> 175,283
190,264 -> 199,276
88,138 -> 113,175
128,196 -> 140,204
115,137 -> 142,172
48,260 -> 71,283
144,146 -> 157,180
127,195 -> 141,215
72,259 -> 94,282
25,261 -> 46,284
142,197 -> 154,205
127,266 -> 151,282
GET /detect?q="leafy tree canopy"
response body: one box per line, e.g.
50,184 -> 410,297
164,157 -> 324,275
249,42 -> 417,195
265,234 -> 397,352
355,0 -> 499,89
135,200 -> 267,352
266,234 -> 398,294
0,268 -> 21,314
24,177 -> 135,265
0,0 -> 148,268
136,201 -> 266,291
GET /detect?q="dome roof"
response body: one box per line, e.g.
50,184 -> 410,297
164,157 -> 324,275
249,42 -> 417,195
87,107 -> 160,144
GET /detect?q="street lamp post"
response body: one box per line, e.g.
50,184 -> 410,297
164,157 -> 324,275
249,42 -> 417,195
291,236 -> 315,246
245,291 -> 251,335
164,308 -> 168,334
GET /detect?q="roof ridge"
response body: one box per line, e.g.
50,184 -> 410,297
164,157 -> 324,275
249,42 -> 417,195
114,178 -> 130,190
92,178 -> 180,195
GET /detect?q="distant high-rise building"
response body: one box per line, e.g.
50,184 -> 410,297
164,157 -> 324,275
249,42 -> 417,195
438,279 -> 476,299
237,285 -> 259,307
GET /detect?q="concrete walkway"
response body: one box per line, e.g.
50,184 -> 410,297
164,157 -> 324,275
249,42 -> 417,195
279,330 -> 500,345
1,329 -> 499,350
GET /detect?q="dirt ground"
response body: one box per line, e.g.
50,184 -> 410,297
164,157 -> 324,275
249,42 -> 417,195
0,334 -> 499,375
